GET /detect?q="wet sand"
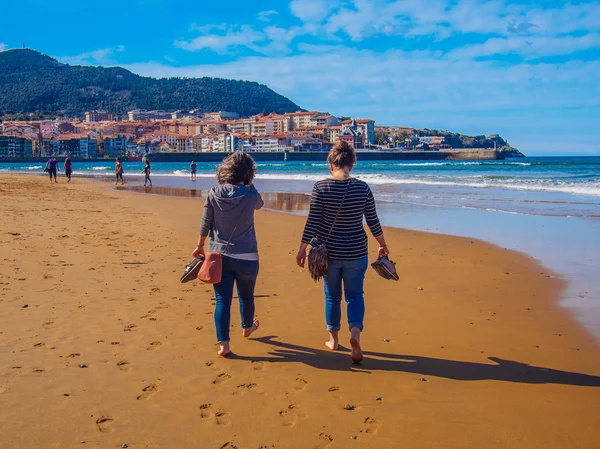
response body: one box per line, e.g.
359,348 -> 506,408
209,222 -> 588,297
1,174 -> 599,449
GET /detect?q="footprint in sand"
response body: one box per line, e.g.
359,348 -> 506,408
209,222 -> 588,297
279,404 -> 299,427
233,383 -> 257,396
328,385 -> 342,399
220,442 -> 237,449
362,417 -> 381,435
213,373 -> 231,385
123,324 -> 137,332
314,433 -> 334,448
32,368 -> 45,373
251,361 -> 265,371
116,360 -> 131,371
95,416 -> 115,433
147,341 -> 162,350
137,383 -> 158,400
214,409 -> 231,426
295,378 -> 308,391
199,403 -> 213,419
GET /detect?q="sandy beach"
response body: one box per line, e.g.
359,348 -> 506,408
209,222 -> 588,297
1,174 -> 599,449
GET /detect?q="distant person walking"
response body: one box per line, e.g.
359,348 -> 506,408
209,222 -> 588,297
192,152 -> 264,357
64,158 -> 73,183
143,159 -> 152,187
45,157 -> 58,183
190,161 -> 197,181
296,141 -> 389,363
115,157 -> 124,185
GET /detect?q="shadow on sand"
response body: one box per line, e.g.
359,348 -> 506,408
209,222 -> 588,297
228,335 -> 600,387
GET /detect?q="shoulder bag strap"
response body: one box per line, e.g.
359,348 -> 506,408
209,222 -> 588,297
323,179 -> 353,244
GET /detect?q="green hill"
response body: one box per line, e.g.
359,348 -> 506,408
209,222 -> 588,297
0,49 -> 301,119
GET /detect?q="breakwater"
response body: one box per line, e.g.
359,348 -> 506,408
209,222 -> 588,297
146,149 -> 506,163
0,149 -> 508,164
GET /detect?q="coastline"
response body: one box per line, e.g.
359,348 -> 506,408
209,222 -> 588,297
1,174 -> 599,448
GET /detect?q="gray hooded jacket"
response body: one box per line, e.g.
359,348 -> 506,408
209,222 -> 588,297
200,184 -> 264,255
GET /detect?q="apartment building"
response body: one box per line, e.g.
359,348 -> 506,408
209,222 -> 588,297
85,110 -> 115,122
285,111 -> 317,130
152,131 -> 179,148
0,135 -> 34,157
103,135 -> 129,157
80,136 -> 98,158
341,119 -> 375,145
204,111 -> 240,121
310,114 -> 339,128
127,110 -> 171,121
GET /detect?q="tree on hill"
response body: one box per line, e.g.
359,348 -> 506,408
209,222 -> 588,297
0,49 -> 302,119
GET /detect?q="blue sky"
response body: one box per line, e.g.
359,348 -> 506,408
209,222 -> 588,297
1,0 -> 599,155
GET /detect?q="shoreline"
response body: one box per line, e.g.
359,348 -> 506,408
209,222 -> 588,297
1,174 -> 600,448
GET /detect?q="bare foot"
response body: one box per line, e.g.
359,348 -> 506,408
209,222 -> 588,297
243,319 -> 260,338
325,330 -> 339,350
325,340 -> 339,350
349,328 -> 363,363
218,342 -> 231,357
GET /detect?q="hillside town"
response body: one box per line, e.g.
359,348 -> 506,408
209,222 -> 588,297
0,109 -> 438,158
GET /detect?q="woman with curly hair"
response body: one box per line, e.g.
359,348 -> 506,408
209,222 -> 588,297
192,152 -> 264,356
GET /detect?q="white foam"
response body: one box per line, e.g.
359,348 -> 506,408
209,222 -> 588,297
252,173 -> 600,197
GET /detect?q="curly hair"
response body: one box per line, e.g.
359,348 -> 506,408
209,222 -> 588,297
327,140 -> 357,169
216,152 -> 256,185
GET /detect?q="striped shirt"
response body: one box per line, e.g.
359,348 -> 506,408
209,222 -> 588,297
301,178 -> 383,260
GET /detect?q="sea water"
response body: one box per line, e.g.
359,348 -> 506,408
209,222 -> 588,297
2,157 -> 599,337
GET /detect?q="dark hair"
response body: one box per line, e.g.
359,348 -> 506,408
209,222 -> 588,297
216,152 -> 256,185
65,157 -> 71,163
116,157 -> 121,162
327,140 -> 356,169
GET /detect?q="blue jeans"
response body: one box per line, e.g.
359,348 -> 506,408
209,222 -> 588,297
213,256 -> 259,343
323,256 -> 368,332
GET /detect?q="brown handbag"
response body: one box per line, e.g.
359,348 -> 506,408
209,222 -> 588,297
307,180 -> 352,282
198,193 -> 250,284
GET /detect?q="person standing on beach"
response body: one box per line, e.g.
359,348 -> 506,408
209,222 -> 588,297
143,159 -> 152,187
46,157 -> 59,183
190,161 -> 197,181
296,141 -> 389,363
192,152 -> 264,357
115,157 -> 124,185
63,158 -> 73,183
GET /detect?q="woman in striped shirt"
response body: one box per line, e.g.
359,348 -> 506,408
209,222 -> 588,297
296,141 -> 389,363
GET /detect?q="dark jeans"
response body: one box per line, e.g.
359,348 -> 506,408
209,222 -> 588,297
213,256 -> 259,342
48,168 -> 57,180
323,256 -> 368,332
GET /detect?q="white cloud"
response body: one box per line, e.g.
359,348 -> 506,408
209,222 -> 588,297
451,33 -> 600,60
257,10 -> 279,22
0,43 -> 7,52
289,0 -> 340,23
57,45 -> 125,66
125,48 -> 599,112
175,25 -> 265,53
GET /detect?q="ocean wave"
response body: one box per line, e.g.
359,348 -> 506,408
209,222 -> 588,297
253,173 -> 600,197
91,166 -> 110,171
364,161 -> 533,167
